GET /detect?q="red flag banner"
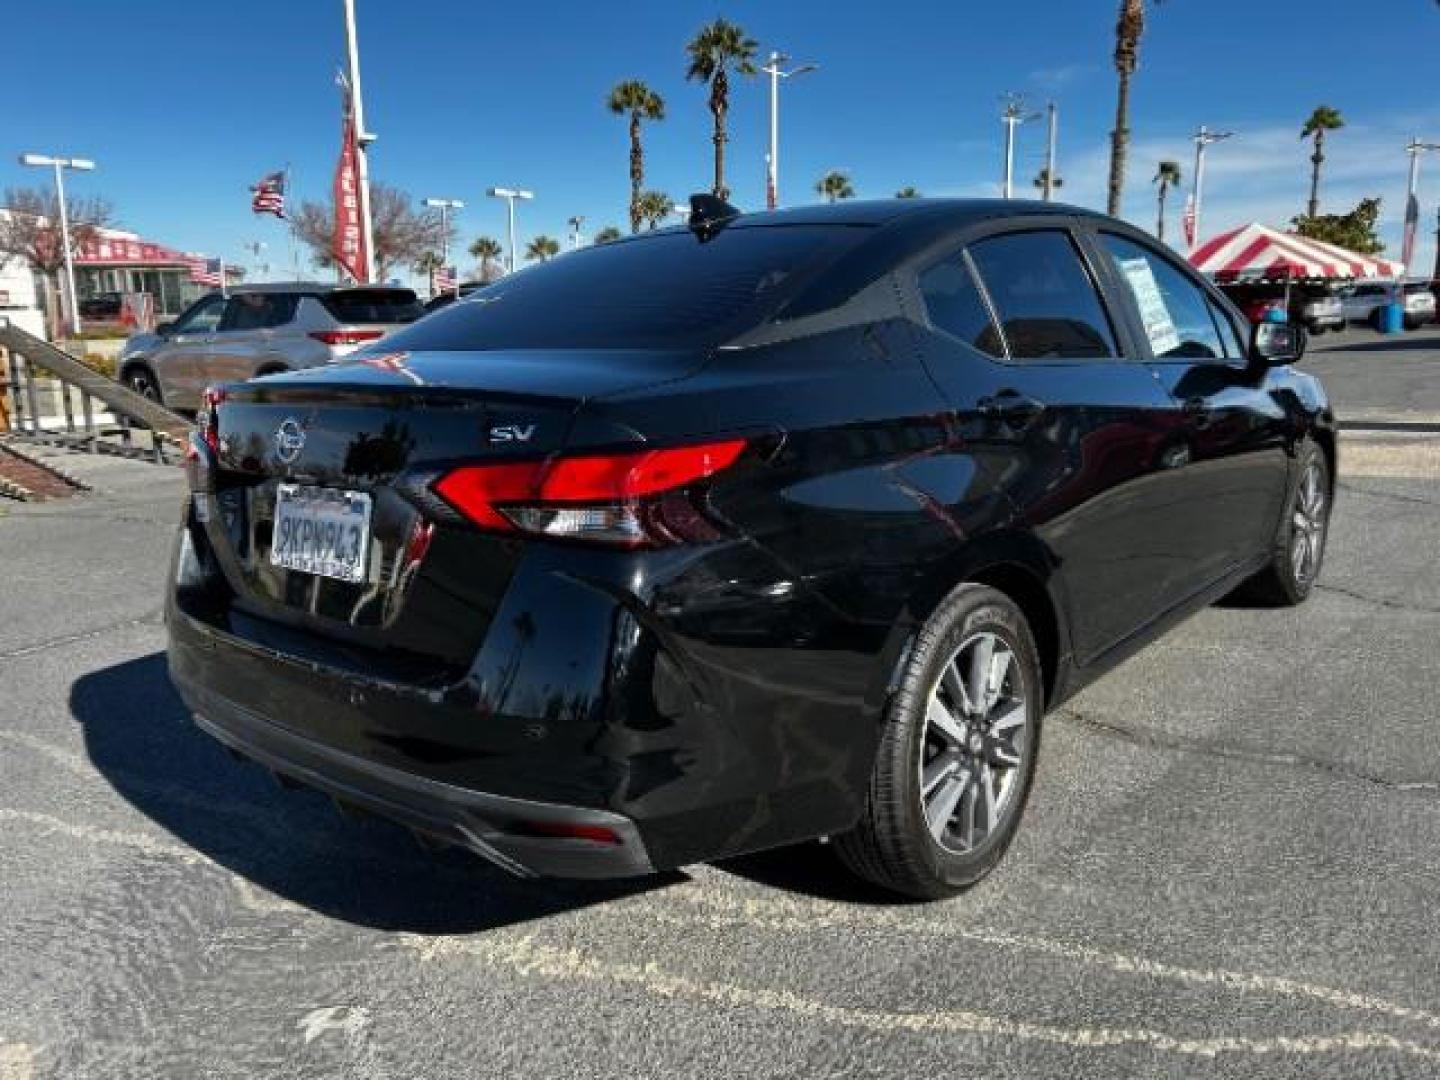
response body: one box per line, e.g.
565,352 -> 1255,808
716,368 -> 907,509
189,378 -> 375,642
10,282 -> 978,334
332,108 -> 368,283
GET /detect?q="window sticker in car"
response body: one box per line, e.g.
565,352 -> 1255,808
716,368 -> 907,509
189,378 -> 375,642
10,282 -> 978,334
1118,257 -> 1181,355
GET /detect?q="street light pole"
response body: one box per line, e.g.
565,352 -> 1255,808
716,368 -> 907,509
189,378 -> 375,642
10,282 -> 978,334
568,215 -> 585,250
1402,138 -> 1440,273
1000,95 -> 1040,200
487,187 -> 533,274
424,197 -> 464,292
1042,103 -> 1059,202
342,0 -> 376,282
760,51 -> 817,210
1189,125 -> 1234,253
19,152 -> 96,336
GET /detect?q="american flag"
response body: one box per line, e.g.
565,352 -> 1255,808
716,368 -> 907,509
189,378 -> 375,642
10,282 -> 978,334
251,171 -> 287,218
187,256 -> 224,286
431,265 -> 458,293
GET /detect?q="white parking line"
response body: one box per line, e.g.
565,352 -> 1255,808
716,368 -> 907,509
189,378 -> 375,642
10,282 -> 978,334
400,933 -> 1440,1062
0,1042 -> 38,1080
663,889 -> 1440,1031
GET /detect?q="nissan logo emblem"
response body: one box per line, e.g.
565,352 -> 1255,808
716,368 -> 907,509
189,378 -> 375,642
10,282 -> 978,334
274,418 -> 307,464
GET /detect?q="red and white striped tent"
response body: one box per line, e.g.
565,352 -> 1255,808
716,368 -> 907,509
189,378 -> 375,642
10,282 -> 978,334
1189,222 -> 1404,281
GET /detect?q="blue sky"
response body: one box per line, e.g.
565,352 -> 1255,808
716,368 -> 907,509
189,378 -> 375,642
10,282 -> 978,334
6,1 -> 1440,283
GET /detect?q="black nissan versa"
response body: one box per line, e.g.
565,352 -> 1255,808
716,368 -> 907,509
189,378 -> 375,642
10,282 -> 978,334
166,197 -> 1334,899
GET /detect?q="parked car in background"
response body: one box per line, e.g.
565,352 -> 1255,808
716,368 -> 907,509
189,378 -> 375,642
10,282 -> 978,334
118,283 -> 423,410
1340,281 -> 1437,329
1291,283 -> 1344,334
1215,282 -> 1288,326
79,291 -> 124,322
422,281 -> 487,315
169,197 -> 1334,899
1214,281 -> 1343,333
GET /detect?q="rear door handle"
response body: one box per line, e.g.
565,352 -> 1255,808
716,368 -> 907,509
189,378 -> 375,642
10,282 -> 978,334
978,390 -> 1046,425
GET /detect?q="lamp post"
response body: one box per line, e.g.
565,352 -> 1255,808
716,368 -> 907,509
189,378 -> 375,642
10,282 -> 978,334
567,215 -> 586,250
1402,139 -> 1440,273
19,152 -> 95,335
341,0 -> 376,282
760,51 -> 818,210
1000,95 -> 1040,199
424,197 -> 464,291
1041,103 -> 1059,202
1189,125 -> 1234,252
487,187 -> 533,274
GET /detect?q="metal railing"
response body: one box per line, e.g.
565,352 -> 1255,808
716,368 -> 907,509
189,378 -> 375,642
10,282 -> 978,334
0,321 -> 191,464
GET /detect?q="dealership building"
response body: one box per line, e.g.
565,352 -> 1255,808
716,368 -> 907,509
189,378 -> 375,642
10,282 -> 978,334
0,210 -> 224,339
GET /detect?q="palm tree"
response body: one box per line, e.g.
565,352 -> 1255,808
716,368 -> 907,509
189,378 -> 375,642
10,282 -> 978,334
1032,167 -> 1063,195
895,186 -> 921,199
414,251 -> 443,295
593,225 -> 623,245
468,235 -> 504,280
816,171 -> 855,203
636,190 -> 674,230
685,18 -> 758,199
1153,160 -> 1181,241
1107,0 -> 1157,217
1301,105 -> 1345,219
607,80 -> 666,235
525,235 -> 560,262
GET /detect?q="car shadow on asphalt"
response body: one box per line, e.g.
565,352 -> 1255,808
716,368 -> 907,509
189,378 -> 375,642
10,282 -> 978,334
1312,332 -> 1440,354
71,652 -> 683,934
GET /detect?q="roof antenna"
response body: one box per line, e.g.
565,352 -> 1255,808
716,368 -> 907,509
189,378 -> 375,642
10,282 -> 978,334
688,193 -> 741,240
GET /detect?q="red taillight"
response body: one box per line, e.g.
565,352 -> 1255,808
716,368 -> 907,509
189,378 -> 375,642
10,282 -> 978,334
198,386 -> 226,454
432,438 -> 748,547
309,329 -> 384,346
514,820 -> 623,845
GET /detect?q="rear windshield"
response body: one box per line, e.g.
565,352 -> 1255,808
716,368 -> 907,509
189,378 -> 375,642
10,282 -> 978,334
1403,283 -> 1433,295
383,225 -> 863,351
321,288 -> 424,324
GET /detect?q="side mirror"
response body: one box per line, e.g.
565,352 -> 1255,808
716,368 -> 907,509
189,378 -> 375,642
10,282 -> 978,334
155,321 -> 175,336
1250,321 -> 1305,367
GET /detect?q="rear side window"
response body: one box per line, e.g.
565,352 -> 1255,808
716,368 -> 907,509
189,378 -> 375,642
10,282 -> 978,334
219,293 -> 297,332
322,288 -> 424,324
1101,234 -> 1225,360
918,255 -> 1004,357
967,231 -> 1117,360
382,226 -> 860,351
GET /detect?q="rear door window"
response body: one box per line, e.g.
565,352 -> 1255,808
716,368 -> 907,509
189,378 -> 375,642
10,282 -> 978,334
966,230 -> 1118,360
382,225 -> 861,351
917,254 -> 1004,358
218,293 -> 297,332
321,288 -> 424,325
1100,234 -> 1225,360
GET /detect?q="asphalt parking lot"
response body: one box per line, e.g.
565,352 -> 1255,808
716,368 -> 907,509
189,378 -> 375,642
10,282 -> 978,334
2,327 -> 1439,1078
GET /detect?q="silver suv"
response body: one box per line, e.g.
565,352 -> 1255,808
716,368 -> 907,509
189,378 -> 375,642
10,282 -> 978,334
118,283 -> 423,410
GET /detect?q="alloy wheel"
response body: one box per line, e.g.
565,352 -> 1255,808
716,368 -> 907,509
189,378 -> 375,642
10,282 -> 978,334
1291,461 -> 1327,586
918,631 -> 1029,853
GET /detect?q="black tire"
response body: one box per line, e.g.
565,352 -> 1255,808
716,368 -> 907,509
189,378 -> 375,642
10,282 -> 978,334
123,365 -> 164,406
835,584 -> 1043,900
1308,324 -> 1326,336
1233,442 -> 1331,606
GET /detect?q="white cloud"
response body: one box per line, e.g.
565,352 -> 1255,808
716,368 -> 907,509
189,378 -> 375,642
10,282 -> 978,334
1047,111 -> 1440,274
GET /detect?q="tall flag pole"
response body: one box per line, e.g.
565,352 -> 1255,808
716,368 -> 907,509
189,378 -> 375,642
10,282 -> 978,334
341,0 -> 376,283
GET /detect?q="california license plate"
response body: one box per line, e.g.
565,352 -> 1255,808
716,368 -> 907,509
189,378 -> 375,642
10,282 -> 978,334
271,484 -> 372,584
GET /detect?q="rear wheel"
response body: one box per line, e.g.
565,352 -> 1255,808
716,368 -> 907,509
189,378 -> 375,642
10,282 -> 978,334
124,366 -> 163,406
1234,443 -> 1330,606
835,585 -> 1042,899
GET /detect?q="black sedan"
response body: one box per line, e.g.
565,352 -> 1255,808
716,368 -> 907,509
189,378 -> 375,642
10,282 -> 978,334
167,197 -> 1334,899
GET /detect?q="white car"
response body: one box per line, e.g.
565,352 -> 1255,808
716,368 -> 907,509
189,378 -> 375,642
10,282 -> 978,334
1340,281 -> 1436,330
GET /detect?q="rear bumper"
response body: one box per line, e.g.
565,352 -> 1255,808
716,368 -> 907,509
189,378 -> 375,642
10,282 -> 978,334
171,664 -> 654,880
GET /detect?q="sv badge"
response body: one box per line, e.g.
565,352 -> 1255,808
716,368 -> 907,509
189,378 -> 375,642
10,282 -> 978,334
489,423 -> 537,443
